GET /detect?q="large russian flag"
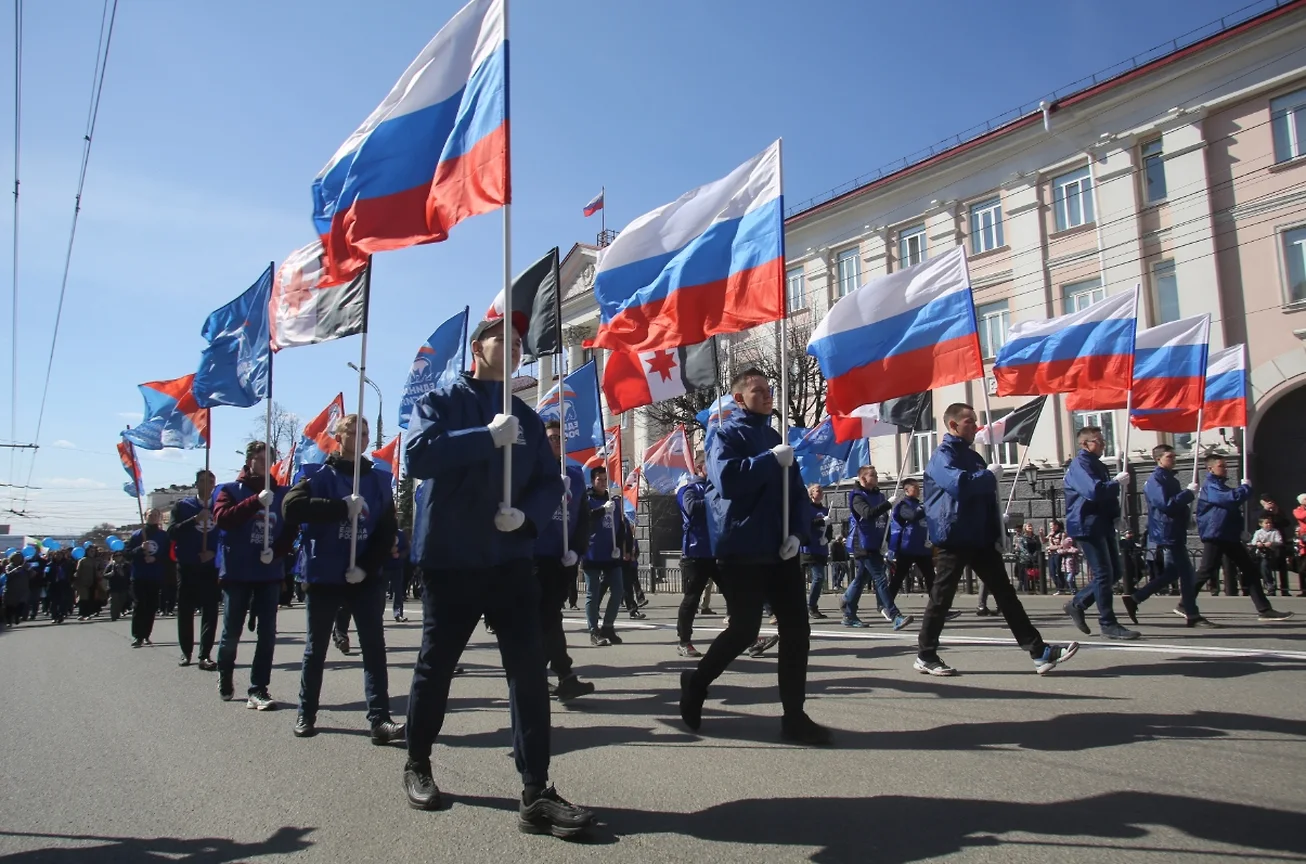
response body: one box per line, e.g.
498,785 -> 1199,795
994,288 -> 1137,400
588,141 -> 785,352
1131,344 -> 1247,432
807,246 -> 983,415
1067,313 -> 1210,411
312,0 -> 507,283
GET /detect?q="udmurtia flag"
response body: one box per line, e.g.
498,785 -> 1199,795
270,240 -> 367,352
602,339 -> 717,414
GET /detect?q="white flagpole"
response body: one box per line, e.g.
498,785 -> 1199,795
1191,404 -> 1205,486
500,0 -> 514,513
777,138 -> 791,545
559,350 -> 569,557
1005,444 -> 1031,519
260,347 -> 275,564
347,259 -> 372,577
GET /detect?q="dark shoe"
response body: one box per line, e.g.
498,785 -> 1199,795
589,629 -> 610,647
1064,602 -> 1091,635
519,786 -> 595,838
1100,623 -> 1141,641
944,610 -> 963,621
553,674 -> 595,701
293,714 -> 316,738
600,626 -> 623,645
246,689 -> 278,711
748,634 -> 779,657
130,639 -> 143,648
332,629 -> 351,655
247,615 -> 256,633
808,607 -> 826,619
1122,595 -> 1139,625
679,669 -> 705,731
914,656 -> 958,677
698,607 -> 715,615
1258,609 -> 1293,622
371,719 -> 407,745
637,596 -> 649,608
628,609 -> 647,620
975,607 -> 992,616
178,655 -> 192,667
780,712 -> 833,746
1186,616 -> 1221,629
404,759 -> 441,810
1033,642 -> 1079,675
219,671 -> 235,701
677,642 -> 701,657
197,658 -> 217,672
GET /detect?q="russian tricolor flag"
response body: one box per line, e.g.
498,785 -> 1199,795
583,189 -> 604,218
588,141 -> 785,352
312,0 -> 507,283
807,246 -> 984,416
994,288 -> 1137,401
1132,344 -> 1247,432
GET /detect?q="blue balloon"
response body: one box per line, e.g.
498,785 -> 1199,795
71,547 -> 85,560
107,536 -> 125,552
43,537 -> 60,552
4,547 -> 14,557
83,541 -> 92,549
22,545 -> 37,559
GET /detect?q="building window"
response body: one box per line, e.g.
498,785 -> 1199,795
1053,165 -> 1094,232
977,300 -> 1010,359
898,225 -> 927,269
1284,225 -> 1306,305
1062,278 -> 1105,314
786,265 -> 806,310
1271,87 -> 1306,164
1072,412 -> 1116,459
908,416 -> 938,475
970,198 -> 1004,254
1141,139 -> 1167,203
582,347 -> 595,367
1151,260 -> 1179,324
981,409 -> 1020,465
836,248 -> 861,298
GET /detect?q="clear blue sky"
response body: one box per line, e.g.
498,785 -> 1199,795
0,0 -> 1257,533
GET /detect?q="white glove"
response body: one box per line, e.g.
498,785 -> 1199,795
612,548 -> 622,559
345,494 -> 364,521
603,499 -> 616,511
1186,482 -> 1200,493
560,473 -> 571,494
344,566 -> 367,584
987,463 -> 1003,476
257,489 -> 274,508
1240,478 -> 1251,487
494,506 -> 525,533
770,444 -> 794,468
487,414 -> 519,448
259,548 -> 274,565
779,535 -> 800,560
561,550 -> 578,568
1113,471 -> 1130,485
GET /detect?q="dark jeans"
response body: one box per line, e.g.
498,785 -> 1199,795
1072,533 -> 1123,628
333,603 -> 352,637
407,560 -> 549,787
1132,544 -> 1198,618
299,577 -> 390,724
5,602 -> 26,625
535,557 -> 574,680
844,555 -> 899,619
688,558 -> 810,718
806,562 -> 826,611
49,582 -> 71,622
109,589 -> 129,621
892,554 -> 935,600
387,567 -> 406,618
131,581 -> 160,641
161,574 -> 177,615
920,547 -> 1047,661
1195,541 -> 1272,613
622,563 -> 644,611
177,563 -> 220,661
677,557 -> 720,644
583,566 -> 623,632
217,580 -> 280,693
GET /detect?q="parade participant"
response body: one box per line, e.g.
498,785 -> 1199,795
1193,456 -> 1292,620
1061,426 -> 1139,640
127,509 -> 170,648
170,469 -> 220,670
284,414 -> 405,741
676,463 -> 718,654
212,442 -> 290,709
107,550 -> 131,621
535,419 -> 595,700
401,316 -> 593,837
1119,445 -> 1212,627
4,551 -> 28,626
888,478 -> 934,601
387,530 -> 410,623
842,465 -> 912,631
801,483 -> 831,619
915,403 -> 1079,676
678,367 -> 829,746
582,465 -> 627,647
46,550 -> 71,624
73,546 -> 102,620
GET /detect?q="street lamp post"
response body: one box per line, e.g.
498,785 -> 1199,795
346,362 -> 384,450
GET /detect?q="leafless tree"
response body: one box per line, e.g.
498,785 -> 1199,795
246,402 -> 302,461
730,320 -> 826,429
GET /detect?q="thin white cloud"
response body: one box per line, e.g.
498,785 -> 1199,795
44,477 -> 109,490
145,450 -> 189,463
51,440 -> 76,449
117,412 -> 140,421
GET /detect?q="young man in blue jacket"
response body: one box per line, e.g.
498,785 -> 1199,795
801,483 -> 831,619
842,466 -> 913,631
1118,445 -> 1212,628
1062,425 -> 1139,640
212,442 -> 290,708
917,403 -> 1078,676
888,478 -> 933,600
284,414 -> 404,743
582,465 -> 627,647
1193,455 -> 1292,620
401,317 -> 593,837
676,464 -> 717,653
169,469 -> 219,670
679,367 -> 829,746
127,509 -> 170,648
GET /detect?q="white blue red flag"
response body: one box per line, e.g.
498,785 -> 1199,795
583,190 -> 604,218
312,0 -> 507,283
642,424 -> 695,494
1069,313 -> 1209,411
807,246 -> 984,415
1132,343 -> 1246,432
536,360 -> 604,467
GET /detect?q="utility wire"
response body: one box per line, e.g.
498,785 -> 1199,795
7,0 -> 21,511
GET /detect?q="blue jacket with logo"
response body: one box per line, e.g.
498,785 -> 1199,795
383,529 -> 409,573
889,496 -> 929,558
536,463 -> 588,560
168,495 -> 216,567
284,459 -> 395,585
705,409 -> 812,560
213,470 -> 287,583
801,502 -> 831,562
847,484 -> 892,559
924,434 -> 1000,550
1196,473 -> 1252,543
405,373 -> 564,571
1063,450 -> 1121,539
126,526 -> 170,583
583,488 -> 628,569
1144,466 -> 1193,547
677,477 -> 713,559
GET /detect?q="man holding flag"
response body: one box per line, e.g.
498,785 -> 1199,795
169,470 -> 219,671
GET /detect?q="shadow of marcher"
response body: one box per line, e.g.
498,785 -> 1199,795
0,825 -> 314,864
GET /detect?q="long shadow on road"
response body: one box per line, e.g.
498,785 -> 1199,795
0,826 -> 315,863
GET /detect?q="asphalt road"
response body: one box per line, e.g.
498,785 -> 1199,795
1,589 -> 1304,864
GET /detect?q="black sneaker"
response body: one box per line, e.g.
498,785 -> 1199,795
246,689 -> 277,711
748,634 -> 779,657
1258,609 -> 1293,622
1186,616 -> 1221,628
178,655 -> 192,667
944,610 -> 963,621
780,712 -> 833,746
293,714 -> 316,738
404,759 -> 441,811
628,609 -> 647,620
600,626 -> 623,645
371,719 -> 406,745
914,656 -> 958,677
679,669 -> 705,731
589,629 -> 609,647
1100,623 -> 1141,641
218,671 -> 235,702
130,639 -> 143,648
975,607 -> 992,616
519,786 -> 595,838
332,630 -> 352,655
677,642 -> 701,657
1121,595 -> 1139,625
553,674 -> 595,701
637,596 -> 649,608
197,658 -> 217,672
1064,601 -> 1091,635
808,607 -> 827,619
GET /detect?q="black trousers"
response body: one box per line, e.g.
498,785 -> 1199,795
1194,541 -> 1272,613
677,557 -> 720,644
891,554 -> 935,599
622,562 -> 643,610
131,581 -> 160,642
688,558 -> 809,718
333,603 -> 352,636
407,560 -> 550,787
534,557 -> 574,681
920,547 -> 1046,661
177,562 -> 220,661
